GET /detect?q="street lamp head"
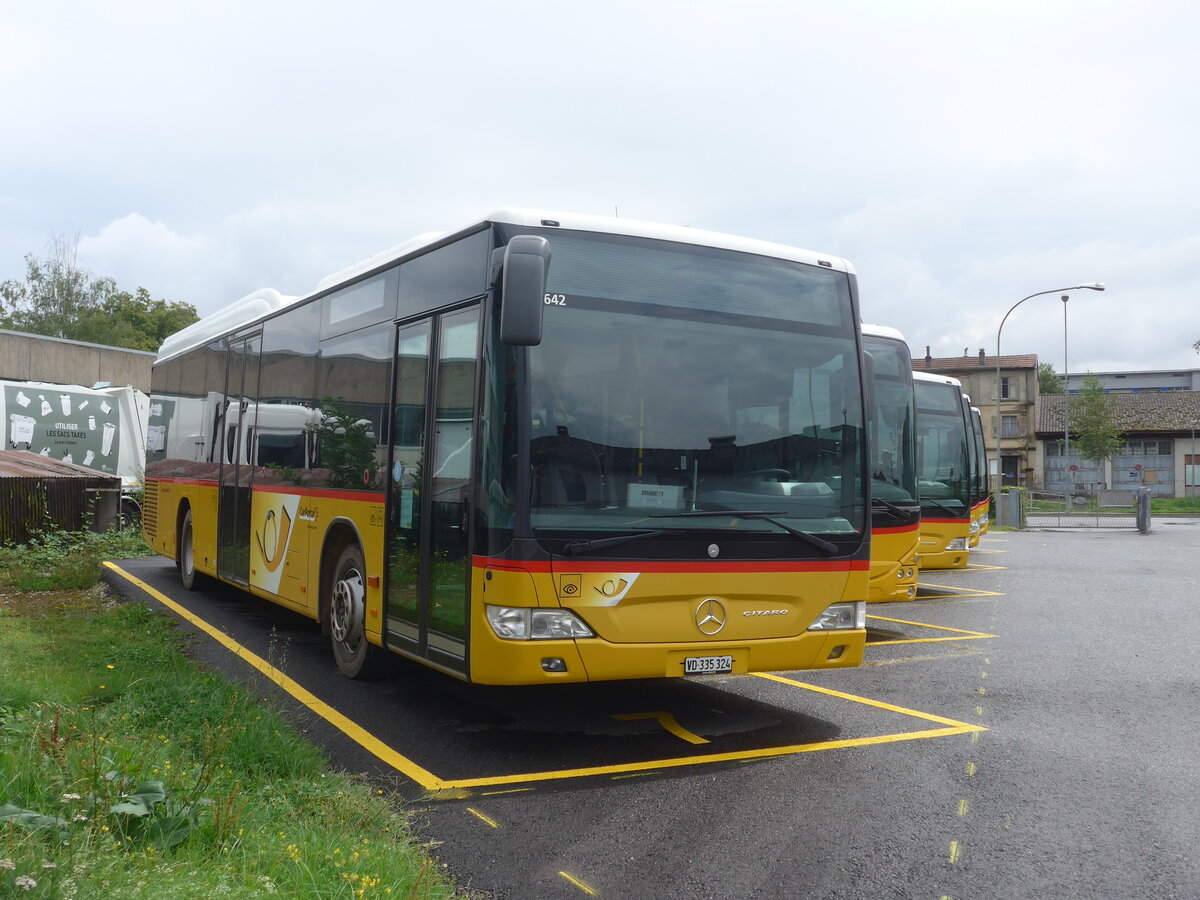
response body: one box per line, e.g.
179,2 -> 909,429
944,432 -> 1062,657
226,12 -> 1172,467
1073,282 -> 1105,291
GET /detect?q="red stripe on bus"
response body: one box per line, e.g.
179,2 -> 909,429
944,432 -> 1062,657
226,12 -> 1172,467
921,517 -> 969,523
253,484 -> 386,502
872,524 -> 920,535
472,556 -> 869,573
149,476 -> 385,503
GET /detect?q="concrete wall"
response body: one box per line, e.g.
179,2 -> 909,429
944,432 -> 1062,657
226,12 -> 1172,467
0,330 -> 154,392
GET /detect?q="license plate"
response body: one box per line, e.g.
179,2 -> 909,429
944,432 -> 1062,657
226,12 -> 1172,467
684,655 -> 733,675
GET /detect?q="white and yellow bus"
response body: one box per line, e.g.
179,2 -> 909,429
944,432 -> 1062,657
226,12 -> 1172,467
913,371 -> 971,570
970,405 -> 990,537
861,325 -> 919,602
143,210 -> 871,684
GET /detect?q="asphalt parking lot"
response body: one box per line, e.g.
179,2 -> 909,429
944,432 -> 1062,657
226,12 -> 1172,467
105,520 -> 1200,899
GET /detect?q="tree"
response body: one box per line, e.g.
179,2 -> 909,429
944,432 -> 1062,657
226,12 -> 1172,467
1,234 -> 198,352
1037,361 -> 1063,395
1070,374 -> 1123,487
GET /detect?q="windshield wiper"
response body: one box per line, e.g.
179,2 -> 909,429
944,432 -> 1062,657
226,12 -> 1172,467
920,498 -> 962,517
872,497 -> 915,519
561,530 -> 678,555
649,510 -> 840,555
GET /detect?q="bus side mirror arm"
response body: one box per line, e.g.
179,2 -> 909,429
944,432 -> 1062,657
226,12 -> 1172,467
498,236 -> 551,346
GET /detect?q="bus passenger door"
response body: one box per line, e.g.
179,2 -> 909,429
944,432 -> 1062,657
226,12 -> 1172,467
386,306 -> 480,673
217,331 -> 260,585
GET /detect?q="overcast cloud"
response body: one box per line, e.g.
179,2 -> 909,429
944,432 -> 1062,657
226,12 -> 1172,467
3,0 -> 1198,372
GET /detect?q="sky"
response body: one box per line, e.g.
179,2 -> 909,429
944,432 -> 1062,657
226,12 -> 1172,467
3,0 -> 1199,373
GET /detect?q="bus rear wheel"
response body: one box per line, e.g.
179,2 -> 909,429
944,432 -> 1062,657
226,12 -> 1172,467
329,544 -> 380,679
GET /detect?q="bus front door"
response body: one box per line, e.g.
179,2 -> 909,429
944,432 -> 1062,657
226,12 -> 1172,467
385,306 -> 480,674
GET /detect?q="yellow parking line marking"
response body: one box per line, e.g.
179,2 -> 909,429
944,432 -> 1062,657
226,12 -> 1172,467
866,614 -> 998,645
965,562 -> 1006,571
949,841 -> 961,863
560,872 -> 599,895
917,582 -> 1004,598
466,807 -> 499,828
103,562 -> 448,791
958,799 -> 969,816
612,711 -> 709,744
481,788 -> 532,796
107,562 -> 987,793
966,762 -> 976,776
862,648 -> 983,667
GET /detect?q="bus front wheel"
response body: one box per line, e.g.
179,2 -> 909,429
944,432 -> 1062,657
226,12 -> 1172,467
329,544 -> 380,679
178,509 -> 211,591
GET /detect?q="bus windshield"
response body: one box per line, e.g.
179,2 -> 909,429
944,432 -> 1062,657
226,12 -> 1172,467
493,228 -> 866,557
863,334 -> 917,507
914,379 -> 969,512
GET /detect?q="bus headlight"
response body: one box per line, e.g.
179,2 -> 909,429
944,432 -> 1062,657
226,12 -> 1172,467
486,605 -> 595,640
808,601 -> 866,631
946,537 -> 968,551
969,520 -> 980,534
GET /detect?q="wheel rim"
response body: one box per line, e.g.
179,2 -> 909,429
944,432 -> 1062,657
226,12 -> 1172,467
330,566 -> 365,646
182,520 -> 194,575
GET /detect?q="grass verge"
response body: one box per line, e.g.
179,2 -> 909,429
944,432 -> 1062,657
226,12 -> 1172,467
0,532 -> 457,899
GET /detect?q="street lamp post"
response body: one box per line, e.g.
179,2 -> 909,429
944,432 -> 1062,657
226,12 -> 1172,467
1062,295 -> 1070,483
994,283 -> 1105,496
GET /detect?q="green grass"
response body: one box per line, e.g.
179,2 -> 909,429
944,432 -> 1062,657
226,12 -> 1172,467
0,527 -> 155,592
0,533 -> 458,899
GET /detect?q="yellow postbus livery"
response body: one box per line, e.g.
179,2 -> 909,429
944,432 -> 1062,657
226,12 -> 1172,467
143,210 -> 871,684
913,371 -> 972,570
861,325 -> 919,602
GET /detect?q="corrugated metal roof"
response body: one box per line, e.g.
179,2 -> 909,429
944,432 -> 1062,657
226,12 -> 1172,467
1038,391 -> 1200,434
0,449 -> 121,480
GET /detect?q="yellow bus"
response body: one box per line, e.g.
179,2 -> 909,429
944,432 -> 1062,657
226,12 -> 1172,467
143,210 -> 871,684
970,405 -> 991,536
913,371 -> 971,570
861,325 -> 919,602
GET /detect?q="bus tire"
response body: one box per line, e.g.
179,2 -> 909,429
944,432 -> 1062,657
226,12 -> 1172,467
178,508 -> 212,591
328,544 -> 380,679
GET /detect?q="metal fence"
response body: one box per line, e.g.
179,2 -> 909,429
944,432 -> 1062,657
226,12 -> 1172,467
1017,487 -> 1151,533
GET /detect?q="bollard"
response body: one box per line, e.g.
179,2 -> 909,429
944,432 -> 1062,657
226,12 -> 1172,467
1136,487 -> 1152,534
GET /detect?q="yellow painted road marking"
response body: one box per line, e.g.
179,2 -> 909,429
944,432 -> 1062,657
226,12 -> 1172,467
560,871 -> 599,895
949,841 -> 961,863
916,582 -> 1004,598
103,562 -> 448,791
965,562 -> 1006,571
862,649 -> 983,667
958,798 -> 969,816
466,807 -> 500,828
107,562 -> 987,792
869,615 -> 998,638
481,788 -> 532,796
965,762 -> 976,776
612,711 -> 709,744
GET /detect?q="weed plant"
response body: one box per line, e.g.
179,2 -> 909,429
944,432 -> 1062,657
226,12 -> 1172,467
0,569 -> 455,898
0,527 -> 154,593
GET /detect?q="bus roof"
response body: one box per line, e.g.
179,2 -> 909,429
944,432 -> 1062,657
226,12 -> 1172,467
157,209 -> 854,364
860,322 -> 907,343
912,370 -> 963,388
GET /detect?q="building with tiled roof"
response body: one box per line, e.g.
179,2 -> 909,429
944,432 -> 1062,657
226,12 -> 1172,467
1037,392 -> 1200,497
912,347 -> 1041,490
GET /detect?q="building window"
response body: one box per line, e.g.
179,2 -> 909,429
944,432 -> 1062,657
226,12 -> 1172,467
1000,376 -> 1012,399
1001,415 -> 1020,438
